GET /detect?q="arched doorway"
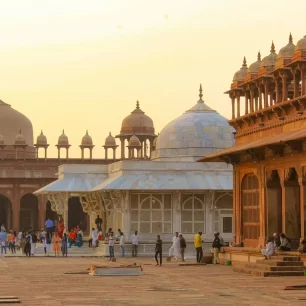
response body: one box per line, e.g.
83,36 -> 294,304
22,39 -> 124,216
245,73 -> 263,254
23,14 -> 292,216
214,193 -> 233,237
68,197 -> 88,233
0,195 -> 12,230
19,194 -> 38,231
45,201 -> 58,226
241,174 -> 260,246
266,170 -> 282,236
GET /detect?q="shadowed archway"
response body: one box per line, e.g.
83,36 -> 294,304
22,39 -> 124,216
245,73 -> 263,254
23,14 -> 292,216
68,197 -> 88,233
0,195 -> 12,230
19,194 -> 38,231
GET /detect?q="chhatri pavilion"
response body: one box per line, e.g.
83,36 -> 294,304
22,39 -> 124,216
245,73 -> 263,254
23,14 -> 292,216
200,33 -> 306,248
35,86 -> 235,254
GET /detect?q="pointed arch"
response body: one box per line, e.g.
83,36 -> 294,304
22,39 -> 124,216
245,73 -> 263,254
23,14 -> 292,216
0,194 -> 12,230
19,194 -> 38,231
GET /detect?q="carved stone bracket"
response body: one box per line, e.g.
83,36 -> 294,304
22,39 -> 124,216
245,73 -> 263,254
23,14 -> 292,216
101,190 -> 127,212
79,192 -> 104,214
284,168 -> 294,182
266,170 -> 274,182
47,193 -> 68,215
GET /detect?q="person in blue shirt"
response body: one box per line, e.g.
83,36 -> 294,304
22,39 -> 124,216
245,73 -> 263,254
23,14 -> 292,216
0,230 -> 8,254
45,218 -> 54,238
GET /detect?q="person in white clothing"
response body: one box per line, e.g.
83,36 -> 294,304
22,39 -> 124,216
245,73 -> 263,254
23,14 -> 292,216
167,232 -> 180,261
120,232 -> 125,257
131,231 -> 139,257
91,228 -> 98,248
261,237 -> 275,259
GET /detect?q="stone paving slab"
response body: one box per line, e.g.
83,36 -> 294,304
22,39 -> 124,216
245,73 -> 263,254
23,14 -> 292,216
1,257 -> 306,305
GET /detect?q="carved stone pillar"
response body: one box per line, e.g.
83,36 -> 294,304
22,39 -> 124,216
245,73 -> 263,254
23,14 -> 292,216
264,82 -> 269,107
173,191 -> 181,234
231,96 -> 235,119
236,94 -> 241,117
275,80 -> 280,104
296,166 -> 305,241
244,93 -> 249,114
120,138 -> 125,159
281,74 -> 288,102
257,86 -> 263,109
249,90 -> 254,112
293,72 -> 300,98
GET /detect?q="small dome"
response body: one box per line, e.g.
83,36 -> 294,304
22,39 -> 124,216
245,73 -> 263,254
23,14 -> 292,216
36,130 -> 47,145
0,134 -> 4,145
120,101 -> 155,136
15,130 -> 26,145
295,34 -> 306,52
233,57 -> 248,82
58,130 -> 69,146
81,130 -> 93,146
278,33 -> 295,59
260,41 -> 277,68
104,132 -> 116,147
128,135 -> 141,147
247,52 -> 261,74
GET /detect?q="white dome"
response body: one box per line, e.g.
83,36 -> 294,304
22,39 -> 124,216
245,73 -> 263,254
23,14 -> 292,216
153,85 -> 235,162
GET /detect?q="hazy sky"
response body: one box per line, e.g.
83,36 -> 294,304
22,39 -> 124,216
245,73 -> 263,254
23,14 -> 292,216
0,0 -> 305,157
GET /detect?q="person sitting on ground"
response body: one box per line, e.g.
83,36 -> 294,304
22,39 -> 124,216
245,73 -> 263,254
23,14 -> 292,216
279,233 -> 291,251
68,228 -> 77,244
273,233 -> 281,249
74,231 -> 83,248
299,239 -> 306,254
261,237 -> 275,259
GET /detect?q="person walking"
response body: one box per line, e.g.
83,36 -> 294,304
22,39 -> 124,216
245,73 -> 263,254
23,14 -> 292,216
131,231 -> 139,257
61,233 -> 68,257
179,233 -> 186,262
212,231 -> 221,264
24,235 -> 31,257
167,232 -> 180,261
120,232 -> 125,257
155,235 -> 163,266
0,230 -> 7,255
9,231 -> 16,254
194,231 -> 203,264
31,231 -> 38,256
108,232 -> 115,261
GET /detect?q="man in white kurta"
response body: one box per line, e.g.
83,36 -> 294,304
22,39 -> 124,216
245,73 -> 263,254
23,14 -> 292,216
91,228 -> 98,248
168,232 -> 180,261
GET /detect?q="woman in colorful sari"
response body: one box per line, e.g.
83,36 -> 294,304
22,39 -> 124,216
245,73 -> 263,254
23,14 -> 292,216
74,232 -> 83,248
52,232 -> 61,257
68,229 -> 76,244
57,216 -> 65,239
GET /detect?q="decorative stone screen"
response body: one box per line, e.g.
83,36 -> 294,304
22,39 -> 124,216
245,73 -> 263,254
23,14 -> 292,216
241,174 -> 260,240
130,193 -> 172,234
181,193 -> 205,234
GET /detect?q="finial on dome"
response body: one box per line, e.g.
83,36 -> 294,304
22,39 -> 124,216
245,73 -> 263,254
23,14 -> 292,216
242,56 -> 247,67
62,129 -> 65,134
86,130 -> 88,135
136,101 -> 140,109
289,33 -> 293,43
271,41 -> 275,53
257,51 -> 261,61
41,130 -> 43,134
199,84 -> 203,100
109,132 -> 111,136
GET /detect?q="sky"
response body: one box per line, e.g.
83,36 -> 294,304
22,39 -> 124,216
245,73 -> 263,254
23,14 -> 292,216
0,0 -> 305,158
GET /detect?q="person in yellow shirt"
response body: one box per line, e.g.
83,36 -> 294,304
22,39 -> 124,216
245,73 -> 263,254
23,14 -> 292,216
194,232 -> 203,263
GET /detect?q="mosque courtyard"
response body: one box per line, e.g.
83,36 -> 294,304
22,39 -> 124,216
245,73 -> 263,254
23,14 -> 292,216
0,257 -> 306,306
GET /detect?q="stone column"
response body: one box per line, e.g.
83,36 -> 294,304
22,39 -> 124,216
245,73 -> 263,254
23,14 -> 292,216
293,72 -> 300,98
258,86 -> 263,109
120,138 -> 125,159
244,94 -> 249,114
105,148 -> 108,160
205,192 -> 214,238
231,96 -> 235,119
38,195 -> 47,229
172,192 -> 181,234
249,90 -> 254,112
264,83 -> 269,107
302,68 -> 306,96
12,191 -> 19,231
236,94 -> 240,117
258,165 -> 267,247
299,177 -> 305,242
234,168 -> 241,244
281,74 -> 288,102
254,97 -> 259,111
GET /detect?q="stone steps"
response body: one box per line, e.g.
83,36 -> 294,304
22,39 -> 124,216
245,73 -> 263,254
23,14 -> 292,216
233,254 -> 305,277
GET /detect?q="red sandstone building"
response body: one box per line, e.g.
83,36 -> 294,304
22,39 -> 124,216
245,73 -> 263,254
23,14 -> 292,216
0,100 -> 156,233
200,34 -> 306,247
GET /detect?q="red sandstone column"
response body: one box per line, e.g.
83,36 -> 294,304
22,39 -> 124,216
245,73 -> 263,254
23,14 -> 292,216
281,75 -> 288,102
236,94 -> 240,117
12,189 -> 20,231
264,83 -> 269,107
38,195 -> 46,229
231,97 -> 235,119
244,95 -> 248,114
250,90 -> 254,112
120,139 -> 125,159
258,165 -> 266,247
302,69 -> 306,96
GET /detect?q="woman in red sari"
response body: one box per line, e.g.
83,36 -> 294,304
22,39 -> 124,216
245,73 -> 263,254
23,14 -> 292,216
57,216 -> 65,239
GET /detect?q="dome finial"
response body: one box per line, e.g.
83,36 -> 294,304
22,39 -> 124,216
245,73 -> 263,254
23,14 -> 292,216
289,32 -> 293,43
136,101 -> 140,109
86,130 -> 88,135
257,51 -> 261,61
199,84 -> 203,100
109,131 -> 111,136
41,130 -> 43,135
242,56 -> 247,67
62,129 -> 65,134
271,41 -> 275,53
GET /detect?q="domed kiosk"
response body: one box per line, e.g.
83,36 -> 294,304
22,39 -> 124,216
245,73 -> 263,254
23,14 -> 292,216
152,85 -> 235,161
0,100 -> 35,158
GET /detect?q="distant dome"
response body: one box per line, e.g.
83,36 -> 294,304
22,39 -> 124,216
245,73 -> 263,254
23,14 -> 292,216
233,57 -> 248,82
36,131 -> 48,146
81,131 -> 93,146
295,35 -> 306,52
153,85 -> 235,162
15,130 -> 26,145
0,134 -> 4,145
104,132 -> 117,147
260,42 -> 277,68
278,34 -> 295,58
128,135 -> 141,147
58,130 -> 69,146
0,100 -> 34,146
247,52 -> 261,74
120,101 -> 155,136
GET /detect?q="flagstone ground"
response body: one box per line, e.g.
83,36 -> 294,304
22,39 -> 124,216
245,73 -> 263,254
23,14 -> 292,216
0,257 -> 306,305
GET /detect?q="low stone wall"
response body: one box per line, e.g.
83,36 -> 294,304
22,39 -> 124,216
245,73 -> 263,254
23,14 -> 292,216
218,247 -> 265,264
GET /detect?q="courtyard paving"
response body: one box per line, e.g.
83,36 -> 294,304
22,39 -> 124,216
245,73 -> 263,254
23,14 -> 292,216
0,257 -> 306,305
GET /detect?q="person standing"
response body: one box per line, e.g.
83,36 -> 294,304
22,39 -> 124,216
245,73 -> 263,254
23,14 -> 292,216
91,228 -> 98,249
0,230 -> 7,255
45,218 -> 54,238
95,215 -> 103,231
9,231 -> 16,254
57,216 -> 65,239
194,231 -> 203,264
179,233 -> 186,262
120,232 -> 125,257
131,231 -> 139,257
24,235 -> 31,257
61,233 -> 68,257
52,232 -> 61,257
212,231 -> 221,264
108,232 -> 115,260
167,232 -> 180,261
155,235 -> 163,266
31,231 -> 38,256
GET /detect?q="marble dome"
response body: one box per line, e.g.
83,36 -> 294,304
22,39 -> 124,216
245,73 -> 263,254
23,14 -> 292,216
128,135 -> 141,147
0,100 -> 34,146
81,131 -> 93,146
153,85 -> 235,162
58,130 -> 69,146
120,101 -> 155,136
36,131 -> 48,146
104,132 -> 117,147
